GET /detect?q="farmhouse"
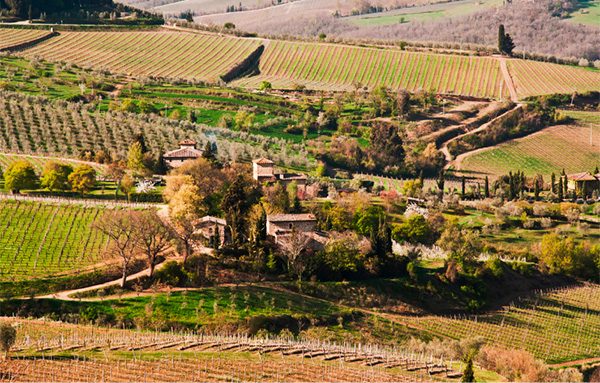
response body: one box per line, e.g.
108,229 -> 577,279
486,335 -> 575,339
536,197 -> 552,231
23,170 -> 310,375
194,216 -> 230,247
266,214 -> 316,237
565,172 -> 600,196
252,158 -> 308,190
164,139 -> 203,168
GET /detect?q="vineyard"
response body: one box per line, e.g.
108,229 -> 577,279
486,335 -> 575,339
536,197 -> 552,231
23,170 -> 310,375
405,284 -> 600,363
0,200 -> 111,281
233,41 -> 510,99
0,92 -> 311,169
508,59 -> 600,98
0,317 -> 461,382
0,29 -> 54,51
19,30 -> 261,82
458,116 -> 600,179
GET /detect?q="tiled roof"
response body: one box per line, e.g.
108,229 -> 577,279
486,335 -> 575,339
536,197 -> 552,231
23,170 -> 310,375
279,173 -> 307,180
567,172 -> 598,181
267,214 -> 316,222
199,216 -> 227,226
164,147 -> 203,159
180,139 -> 197,146
253,158 -> 274,164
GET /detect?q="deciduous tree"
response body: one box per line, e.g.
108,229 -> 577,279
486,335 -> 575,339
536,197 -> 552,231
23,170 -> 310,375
278,227 -> 310,281
40,161 -> 73,193
4,161 -> 38,193
95,210 -> 139,288
68,164 -> 97,196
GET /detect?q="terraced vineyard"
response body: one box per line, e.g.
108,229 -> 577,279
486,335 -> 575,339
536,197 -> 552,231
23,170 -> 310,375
459,112 -> 600,179
0,153 -> 106,175
0,200 -> 110,281
234,40 -> 510,98
406,284 -> 600,363
0,28 -> 53,50
20,30 -> 261,81
509,59 -> 600,98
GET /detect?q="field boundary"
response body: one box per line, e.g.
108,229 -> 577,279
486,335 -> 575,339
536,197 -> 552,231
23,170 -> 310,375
0,30 -> 57,52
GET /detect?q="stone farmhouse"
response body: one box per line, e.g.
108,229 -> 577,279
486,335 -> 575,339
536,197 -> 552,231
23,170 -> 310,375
267,213 -> 328,251
164,139 -> 203,168
252,158 -> 308,191
565,172 -> 600,197
266,213 -> 317,237
194,216 -> 230,247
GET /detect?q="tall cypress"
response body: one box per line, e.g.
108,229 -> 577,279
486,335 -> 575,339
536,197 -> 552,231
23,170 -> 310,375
558,177 -> 563,201
484,176 -> 490,198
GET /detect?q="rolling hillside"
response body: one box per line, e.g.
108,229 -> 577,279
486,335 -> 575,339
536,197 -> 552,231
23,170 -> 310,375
234,39 -> 510,98
458,111 -> 600,179
6,27 -> 600,99
21,30 -> 261,82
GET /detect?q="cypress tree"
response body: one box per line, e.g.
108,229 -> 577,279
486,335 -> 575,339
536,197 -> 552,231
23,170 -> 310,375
461,176 -> 466,196
558,177 -> 563,201
551,173 -> 556,193
212,223 -> 220,250
437,169 -> 445,194
563,175 -> 568,198
484,176 -> 489,198
461,355 -> 475,382
498,24 -> 506,53
534,180 -> 540,201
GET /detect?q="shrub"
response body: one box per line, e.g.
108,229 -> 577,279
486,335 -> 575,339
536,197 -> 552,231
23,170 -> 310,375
153,261 -> 187,286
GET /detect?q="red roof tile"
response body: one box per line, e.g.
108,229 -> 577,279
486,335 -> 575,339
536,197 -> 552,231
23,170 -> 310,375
164,147 -> 203,159
253,158 -> 274,164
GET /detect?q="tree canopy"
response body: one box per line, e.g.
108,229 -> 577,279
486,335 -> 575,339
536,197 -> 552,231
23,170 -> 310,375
4,161 -> 38,193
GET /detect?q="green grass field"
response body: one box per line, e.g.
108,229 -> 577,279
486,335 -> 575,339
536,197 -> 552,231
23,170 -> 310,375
0,200 -> 111,281
459,111 -> 600,179
350,0 -> 501,26
568,0 -> 600,26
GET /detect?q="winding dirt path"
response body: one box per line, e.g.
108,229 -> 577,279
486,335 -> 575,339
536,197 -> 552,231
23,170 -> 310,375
498,57 -> 518,102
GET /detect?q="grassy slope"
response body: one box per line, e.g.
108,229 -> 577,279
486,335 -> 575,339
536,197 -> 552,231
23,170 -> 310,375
459,111 -> 600,179
567,0 -> 600,26
349,0 -> 502,26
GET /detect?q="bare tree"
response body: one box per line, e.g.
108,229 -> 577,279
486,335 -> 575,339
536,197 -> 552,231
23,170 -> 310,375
95,210 -> 139,288
277,227 -> 310,282
169,213 -> 197,261
135,210 -> 174,278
